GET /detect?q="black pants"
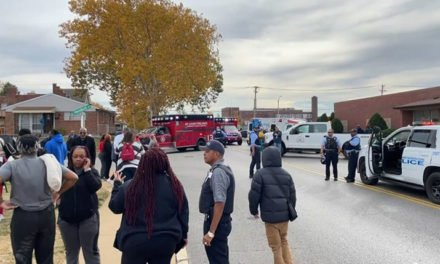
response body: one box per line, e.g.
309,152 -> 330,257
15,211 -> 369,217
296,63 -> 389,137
204,215 -> 232,264
325,151 -> 339,179
249,148 -> 261,177
11,205 -> 55,264
347,152 -> 359,180
121,234 -> 177,264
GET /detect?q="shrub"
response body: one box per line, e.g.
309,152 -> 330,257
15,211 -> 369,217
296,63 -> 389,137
332,118 -> 344,133
317,113 -> 329,122
368,113 -> 388,130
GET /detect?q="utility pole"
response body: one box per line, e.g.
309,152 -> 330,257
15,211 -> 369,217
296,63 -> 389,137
253,86 -> 259,118
277,96 -> 282,117
380,84 -> 386,96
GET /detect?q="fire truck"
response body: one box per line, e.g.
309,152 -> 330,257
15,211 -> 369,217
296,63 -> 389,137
138,114 -> 214,152
214,117 -> 242,145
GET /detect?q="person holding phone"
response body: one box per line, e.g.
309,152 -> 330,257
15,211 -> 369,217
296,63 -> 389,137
58,146 -> 102,264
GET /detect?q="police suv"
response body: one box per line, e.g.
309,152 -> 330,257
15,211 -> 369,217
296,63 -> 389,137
358,125 -> 440,204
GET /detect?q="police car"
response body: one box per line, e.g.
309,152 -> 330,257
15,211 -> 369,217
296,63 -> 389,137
358,125 -> 440,204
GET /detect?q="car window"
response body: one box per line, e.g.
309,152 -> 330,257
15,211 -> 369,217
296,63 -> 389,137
312,124 -> 327,133
387,130 -> 411,143
296,125 -> 310,134
408,130 -> 436,148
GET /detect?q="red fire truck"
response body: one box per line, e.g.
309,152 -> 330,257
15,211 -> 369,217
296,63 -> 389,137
138,114 -> 214,152
214,117 -> 242,145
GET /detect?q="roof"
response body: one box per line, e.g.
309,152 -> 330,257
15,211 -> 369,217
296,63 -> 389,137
3,93 -> 96,112
394,97 -> 440,109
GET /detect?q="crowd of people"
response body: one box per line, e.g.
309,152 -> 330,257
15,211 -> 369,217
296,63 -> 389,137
0,126 -> 298,264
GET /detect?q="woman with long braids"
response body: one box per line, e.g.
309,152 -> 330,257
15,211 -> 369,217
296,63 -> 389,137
109,148 -> 189,264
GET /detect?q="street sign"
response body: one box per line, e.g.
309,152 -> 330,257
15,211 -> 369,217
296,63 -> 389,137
72,104 -> 92,115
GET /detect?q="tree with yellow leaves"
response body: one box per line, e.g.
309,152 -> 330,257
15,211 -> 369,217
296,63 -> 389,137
60,0 -> 223,129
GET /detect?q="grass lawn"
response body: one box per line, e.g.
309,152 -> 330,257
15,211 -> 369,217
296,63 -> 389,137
0,182 -> 111,264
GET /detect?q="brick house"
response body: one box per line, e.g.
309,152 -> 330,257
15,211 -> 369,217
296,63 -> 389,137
1,84 -> 116,136
334,86 -> 440,130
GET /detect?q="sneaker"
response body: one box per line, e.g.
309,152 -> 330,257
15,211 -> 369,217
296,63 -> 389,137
325,177 -> 330,181
346,178 -> 355,183
334,178 -> 338,181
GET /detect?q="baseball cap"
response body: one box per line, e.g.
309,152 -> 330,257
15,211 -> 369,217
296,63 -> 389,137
201,140 -> 225,156
350,128 -> 357,132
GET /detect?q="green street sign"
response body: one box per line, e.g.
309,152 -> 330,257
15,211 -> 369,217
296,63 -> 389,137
72,104 -> 92,115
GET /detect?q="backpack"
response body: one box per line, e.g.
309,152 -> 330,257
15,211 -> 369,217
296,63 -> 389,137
120,143 -> 135,161
325,136 -> 338,150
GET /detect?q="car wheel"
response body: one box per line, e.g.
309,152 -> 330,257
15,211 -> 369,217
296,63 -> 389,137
359,158 -> 379,185
426,172 -> 440,204
195,139 -> 206,151
238,139 -> 242,146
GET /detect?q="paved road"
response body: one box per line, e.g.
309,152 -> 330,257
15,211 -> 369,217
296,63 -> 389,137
168,144 -> 440,264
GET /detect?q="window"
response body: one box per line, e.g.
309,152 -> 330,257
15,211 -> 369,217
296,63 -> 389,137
408,130 -> 436,148
312,124 -> 327,133
64,112 -> 83,121
297,125 -> 310,133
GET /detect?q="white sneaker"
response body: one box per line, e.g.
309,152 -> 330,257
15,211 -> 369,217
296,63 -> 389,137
0,214 -> 4,222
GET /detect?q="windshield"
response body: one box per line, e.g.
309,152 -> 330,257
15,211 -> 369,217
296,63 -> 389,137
224,125 -> 238,132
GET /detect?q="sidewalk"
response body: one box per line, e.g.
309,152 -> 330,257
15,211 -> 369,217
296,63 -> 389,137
97,182 -> 189,264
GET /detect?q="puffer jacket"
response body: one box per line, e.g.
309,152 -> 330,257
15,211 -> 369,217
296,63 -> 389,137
248,146 -> 296,223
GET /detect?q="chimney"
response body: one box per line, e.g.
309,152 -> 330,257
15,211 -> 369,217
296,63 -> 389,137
311,96 -> 318,121
52,83 -> 64,96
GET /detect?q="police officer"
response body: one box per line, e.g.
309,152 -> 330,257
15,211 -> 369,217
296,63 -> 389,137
199,140 -> 235,264
213,126 -> 227,146
320,129 -> 342,181
249,126 -> 261,178
345,128 -> 361,183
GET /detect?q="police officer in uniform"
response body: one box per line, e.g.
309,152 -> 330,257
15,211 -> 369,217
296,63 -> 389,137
345,129 -> 361,183
320,129 -> 342,181
249,127 -> 262,178
199,140 -> 235,264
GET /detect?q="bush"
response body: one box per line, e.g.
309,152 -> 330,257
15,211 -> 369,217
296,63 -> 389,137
332,118 -> 344,133
317,113 -> 328,122
368,113 -> 388,130
382,128 -> 396,138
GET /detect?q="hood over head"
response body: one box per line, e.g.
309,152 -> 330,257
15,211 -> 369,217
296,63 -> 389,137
53,133 -> 65,143
262,146 -> 282,168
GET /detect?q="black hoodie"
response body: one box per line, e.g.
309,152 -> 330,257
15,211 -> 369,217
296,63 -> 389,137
248,146 -> 297,223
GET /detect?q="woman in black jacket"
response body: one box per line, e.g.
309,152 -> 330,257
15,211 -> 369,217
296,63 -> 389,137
109,148 -> 189,264
58,145 -> 102,264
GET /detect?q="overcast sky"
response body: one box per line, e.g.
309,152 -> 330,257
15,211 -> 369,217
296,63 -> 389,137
1,0 -> 439,115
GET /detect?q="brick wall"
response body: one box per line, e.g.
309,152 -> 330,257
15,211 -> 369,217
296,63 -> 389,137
334,86 -> 440,129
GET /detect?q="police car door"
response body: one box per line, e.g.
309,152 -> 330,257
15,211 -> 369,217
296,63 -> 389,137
366,128 -> 383,177
401,129 -> 436,185
287,124 -> 310,149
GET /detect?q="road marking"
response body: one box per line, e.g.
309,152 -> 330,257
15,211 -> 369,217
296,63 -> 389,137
286,163 -> 440,211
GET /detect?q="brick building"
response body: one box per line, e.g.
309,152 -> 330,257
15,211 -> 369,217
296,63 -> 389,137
222,107 -> 314,127
334,86 -> 440,130
1,84 -> 116,135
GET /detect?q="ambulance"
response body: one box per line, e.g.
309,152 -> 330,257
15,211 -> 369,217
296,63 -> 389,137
138,114 -> 214,152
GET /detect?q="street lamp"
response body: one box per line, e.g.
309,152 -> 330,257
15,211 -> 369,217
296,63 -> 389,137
277,96 -> 282,117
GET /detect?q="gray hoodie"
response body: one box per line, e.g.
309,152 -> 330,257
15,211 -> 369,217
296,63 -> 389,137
248,147 -> 297,223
